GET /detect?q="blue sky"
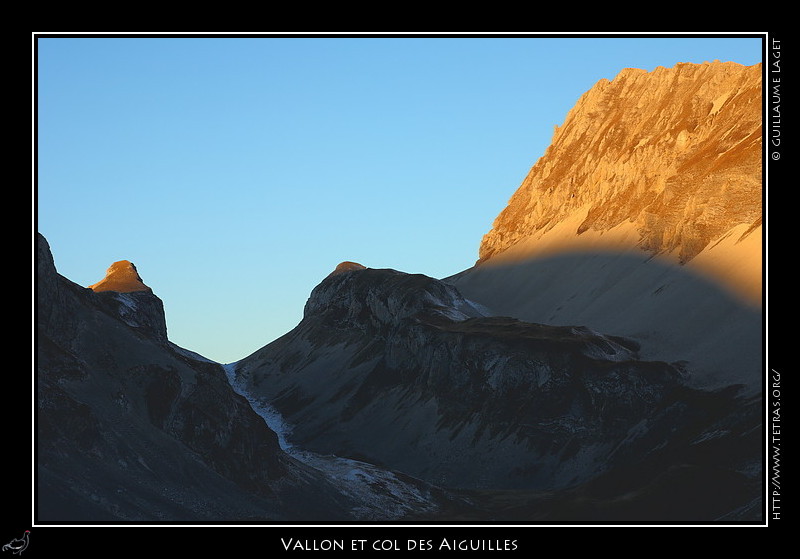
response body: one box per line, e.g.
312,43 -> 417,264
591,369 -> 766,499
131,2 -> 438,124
35,34 -> 763,363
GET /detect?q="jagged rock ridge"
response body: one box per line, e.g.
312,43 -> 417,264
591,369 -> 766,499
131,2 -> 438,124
35,234 -> 376,521
477,61 -> 761,302
450,61 -> 763,394
36,60 -> 764,523
233,264 -> 761,519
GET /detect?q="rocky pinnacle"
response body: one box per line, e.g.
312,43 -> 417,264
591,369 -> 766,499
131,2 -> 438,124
88,260 -> 152,293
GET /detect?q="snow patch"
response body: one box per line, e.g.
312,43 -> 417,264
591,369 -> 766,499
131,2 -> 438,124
222,361 -> 437,520
113,293 -> 140,327
691,429 -> 731,445
424,291 -> 489,322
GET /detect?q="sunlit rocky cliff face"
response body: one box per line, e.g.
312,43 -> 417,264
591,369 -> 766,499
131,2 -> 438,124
89,260 -> 152,293
477,61 -> 762,304
36,61 -> 764,524
451,62 -> 763,394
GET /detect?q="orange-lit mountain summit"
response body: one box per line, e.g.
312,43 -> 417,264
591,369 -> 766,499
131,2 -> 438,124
36,59 -> 765,524
88,260 -> 152,293
478,61 -> 762,304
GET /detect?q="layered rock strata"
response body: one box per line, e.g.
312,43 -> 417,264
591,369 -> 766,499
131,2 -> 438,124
477,61 -> 762,304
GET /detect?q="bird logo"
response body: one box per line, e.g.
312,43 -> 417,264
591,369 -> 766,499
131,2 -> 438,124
2,531 -> 29,555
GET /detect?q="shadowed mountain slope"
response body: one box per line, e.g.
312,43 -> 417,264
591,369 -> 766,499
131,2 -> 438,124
450,61 -> 763,397
36,233 -> 367,521
232,264 -> 761,519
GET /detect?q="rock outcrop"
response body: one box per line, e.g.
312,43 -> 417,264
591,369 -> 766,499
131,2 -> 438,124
89,260 -> 152,293
35,60 -> 764,523
330,261 -> 367,276
36,233 -> 361,521
477,61 -> 762,304
233,265 -> 761,519
450,62 -> 763,394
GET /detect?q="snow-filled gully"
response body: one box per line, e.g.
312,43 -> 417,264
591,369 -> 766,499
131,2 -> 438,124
222,363 -> 436,520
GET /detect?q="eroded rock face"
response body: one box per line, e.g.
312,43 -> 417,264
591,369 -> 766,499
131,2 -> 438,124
89,260 -> 152,293
235,264 -> 761,519
35,233 -> 356,521
450,61 -> 763,396
81,259 -> 170,343
478,62 -> 762,272
305,267 -> 487,327
236,267 -> 703,491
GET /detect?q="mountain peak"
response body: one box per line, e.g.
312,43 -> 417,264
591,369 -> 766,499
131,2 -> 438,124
477,61 -> 762,302
330,261 -> 367,276
89,260 -> 152,293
